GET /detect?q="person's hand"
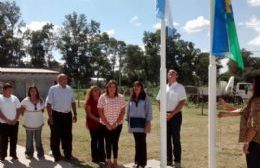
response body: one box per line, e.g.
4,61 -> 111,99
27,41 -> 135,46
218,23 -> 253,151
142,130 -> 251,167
10,118 -> 18,125
73,115 -> 77,123
106,123 -> 113,131
167,113 -> 173,121
144,122 -> 151,134
218,112 -> 226,118
243,143 -> 249,154
48,117 -> 53,125
112,122 -> 118,129
218,98 -> 226,107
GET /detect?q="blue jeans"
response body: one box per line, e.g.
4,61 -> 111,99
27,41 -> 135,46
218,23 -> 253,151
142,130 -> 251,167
25,128 -> 44,158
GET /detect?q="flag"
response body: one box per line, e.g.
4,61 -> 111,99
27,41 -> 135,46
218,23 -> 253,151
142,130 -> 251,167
225,0 -> 244,70
156,0 -> 176,37
212,0 -> 229,57
212,0 -> 244,70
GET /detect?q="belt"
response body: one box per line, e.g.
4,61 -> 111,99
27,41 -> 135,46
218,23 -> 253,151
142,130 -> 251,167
53,110 -> 71,114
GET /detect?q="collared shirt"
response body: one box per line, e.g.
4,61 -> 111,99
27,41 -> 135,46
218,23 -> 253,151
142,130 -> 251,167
97,94 -> 126,125
239,97 -> 260,144
46,84 -> 75,113
156,82 -> 187,111
0,94 -> 21,123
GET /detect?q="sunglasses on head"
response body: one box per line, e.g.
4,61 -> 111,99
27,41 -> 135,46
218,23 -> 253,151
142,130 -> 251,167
34,104 -> 37,111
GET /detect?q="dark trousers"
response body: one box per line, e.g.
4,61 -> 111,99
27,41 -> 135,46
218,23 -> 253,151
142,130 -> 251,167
167,112 -> 182,163
89,126 -> 106,163
104,124 -> 122,159
246,141 -> 260,168
133,132 -> 147,167
52,110 -> 72,160
0,122 -> 19,158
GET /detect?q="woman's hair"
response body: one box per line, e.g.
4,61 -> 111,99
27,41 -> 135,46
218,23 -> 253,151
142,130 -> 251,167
130,81 -> 146,102
252,75 -> 260,97
85,85 -> 101,102
245,75 -> 260,117
105,80 -> 118,96
28,86 -> 42,103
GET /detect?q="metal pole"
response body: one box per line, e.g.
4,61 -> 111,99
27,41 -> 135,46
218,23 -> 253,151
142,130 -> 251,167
209,0 -> 217,167
160,19 -> 167,168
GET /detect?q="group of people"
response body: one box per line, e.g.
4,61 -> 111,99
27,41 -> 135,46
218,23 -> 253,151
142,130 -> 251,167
0,69 -> 187,168
0,73 -> 76,162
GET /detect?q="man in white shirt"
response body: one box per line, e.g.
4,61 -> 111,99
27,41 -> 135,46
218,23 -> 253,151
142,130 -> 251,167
46,74 -> 77,162
156,69 -> 186,168
0,83 -> 21,161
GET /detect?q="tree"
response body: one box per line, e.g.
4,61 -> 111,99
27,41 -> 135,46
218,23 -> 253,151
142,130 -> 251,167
123,44 -> 146,84
0,1 -> 25,67
142,31 -> 160,85
24,23 -> 55,68
57,12 -> 101,85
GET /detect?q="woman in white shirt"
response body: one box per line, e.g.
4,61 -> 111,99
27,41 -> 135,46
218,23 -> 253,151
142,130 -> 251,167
21,86 -> 45,160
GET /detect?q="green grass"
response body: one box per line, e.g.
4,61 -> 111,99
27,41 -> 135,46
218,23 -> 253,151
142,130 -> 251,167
17,102 -> 246,168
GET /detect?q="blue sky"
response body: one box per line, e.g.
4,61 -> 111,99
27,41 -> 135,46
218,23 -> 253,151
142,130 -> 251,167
15,0 -> 260,57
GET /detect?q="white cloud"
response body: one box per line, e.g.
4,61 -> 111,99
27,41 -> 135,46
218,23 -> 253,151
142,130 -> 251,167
153,22 -> 161,30
20,21 -> 60,34
153,22 -> 180,30
129,16 -> 142,27
130,16 -> 138,23
247,0 -> 260,7
105,29 -> 115,36
183,16 -> 209,33
245,16 -> 260,32
25,21 -> 49,31
248,34 -> 260,46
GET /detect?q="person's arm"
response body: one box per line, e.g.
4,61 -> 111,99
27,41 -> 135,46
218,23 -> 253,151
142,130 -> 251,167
85,104 -> 99,123
98,108 -> 112,130
72,102 -> 77,123
218,111 -> 242,118
47,103 -> 53,125
0,110 -> 12,124
218,98 -> 237,111
167,99 -> 185,120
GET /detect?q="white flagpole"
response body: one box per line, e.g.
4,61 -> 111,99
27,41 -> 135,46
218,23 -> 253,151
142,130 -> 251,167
160,19 -> 167,168
209,0 -> 217,167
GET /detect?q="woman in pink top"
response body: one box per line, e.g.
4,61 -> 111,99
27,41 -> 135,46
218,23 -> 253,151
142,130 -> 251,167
97,80 -> 126,168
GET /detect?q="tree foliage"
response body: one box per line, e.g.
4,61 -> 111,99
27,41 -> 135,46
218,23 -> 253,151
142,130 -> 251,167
57,12 -> 100,85
0,1 -> 25,67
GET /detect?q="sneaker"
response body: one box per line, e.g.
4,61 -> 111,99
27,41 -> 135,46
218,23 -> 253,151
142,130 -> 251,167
48,150 -> 53,156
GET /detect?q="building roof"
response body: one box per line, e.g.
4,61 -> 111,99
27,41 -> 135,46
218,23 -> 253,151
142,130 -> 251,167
0,68 -> 59,74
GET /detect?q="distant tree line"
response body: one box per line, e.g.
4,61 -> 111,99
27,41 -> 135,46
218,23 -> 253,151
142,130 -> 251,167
1,1 -> 260,87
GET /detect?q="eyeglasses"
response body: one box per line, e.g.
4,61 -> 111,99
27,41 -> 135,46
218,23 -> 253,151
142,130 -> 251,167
34,104 -> 37,111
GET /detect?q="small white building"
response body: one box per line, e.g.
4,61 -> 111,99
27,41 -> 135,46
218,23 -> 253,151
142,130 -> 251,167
0,68 -> 59,100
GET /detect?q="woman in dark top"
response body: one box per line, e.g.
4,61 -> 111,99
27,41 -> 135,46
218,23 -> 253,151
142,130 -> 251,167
85,85 -> 105,164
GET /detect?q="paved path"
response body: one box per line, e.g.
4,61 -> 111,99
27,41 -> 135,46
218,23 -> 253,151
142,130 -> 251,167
0,145 -> 78,168
0,145 -> 170,168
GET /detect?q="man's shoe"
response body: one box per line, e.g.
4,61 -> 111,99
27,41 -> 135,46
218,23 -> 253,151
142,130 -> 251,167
173,162 -> 181,168
167,161 -> 173,167
11,155 -> 18,160
54,157 -> 61,162
25,154 -> 32,159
